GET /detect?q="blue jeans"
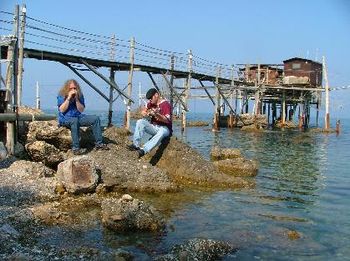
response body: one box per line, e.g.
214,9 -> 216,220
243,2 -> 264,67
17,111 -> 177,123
133,119 -> 170,154
60,114 -> 103,150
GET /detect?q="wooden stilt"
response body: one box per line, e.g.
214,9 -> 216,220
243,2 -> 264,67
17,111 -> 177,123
282,90 -> 286,126
323,56 -> 330,130
126,37 -> 135,130
182,50 -> 192,132
17,4 -> 26,106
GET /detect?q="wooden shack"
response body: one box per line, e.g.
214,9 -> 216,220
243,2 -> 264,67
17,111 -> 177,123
283,57 -> 322,87
240,65 -> 283,85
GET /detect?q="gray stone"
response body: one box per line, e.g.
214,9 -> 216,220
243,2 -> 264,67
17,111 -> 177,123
0,142 -> 7,160
25,140 -> 66,168
210,147 -> 242,161
213,158 -> 258,177
101,196 -> 165,232
155,238 -> 236,260
56,155 -> 99,194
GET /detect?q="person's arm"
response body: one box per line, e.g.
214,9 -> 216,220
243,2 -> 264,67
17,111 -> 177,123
76,97 -> 85,113
153,101 -> 171,123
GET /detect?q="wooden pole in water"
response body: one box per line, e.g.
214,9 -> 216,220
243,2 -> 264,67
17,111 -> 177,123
108,34 -> 116,127
17,4 -> 26,106
35,81 -> 40,109
182,49 -> 192,132
169,55 -> 175,111
213,66 -> 221,131
108,69 -> 115,127
322,56 -> 330,130
125,37 -> 135,130
282,90 -> 286,126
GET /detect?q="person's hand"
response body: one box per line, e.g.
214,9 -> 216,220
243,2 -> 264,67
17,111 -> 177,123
67,89 -> 77,100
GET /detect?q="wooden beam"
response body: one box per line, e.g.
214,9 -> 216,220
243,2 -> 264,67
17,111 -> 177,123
80,59 -> 134,103
63,62 -> 109,101
198,80 -> 215,106
160,72 -> 188,112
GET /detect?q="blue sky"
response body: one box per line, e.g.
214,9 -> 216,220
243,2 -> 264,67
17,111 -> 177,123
1,0 -> 350,121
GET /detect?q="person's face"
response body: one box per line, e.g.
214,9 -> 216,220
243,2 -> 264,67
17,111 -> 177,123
69,82 -> 77,91
149,93 -> 159,104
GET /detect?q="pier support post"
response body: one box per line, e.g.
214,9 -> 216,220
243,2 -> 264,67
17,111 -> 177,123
323,56 -> 330,130
213,66 -> 221,131
182,50 -> 192,132
17,4 -> 26,106
108,69 -> 115,127
125,37 -> 135,130
282,90 -> 286,126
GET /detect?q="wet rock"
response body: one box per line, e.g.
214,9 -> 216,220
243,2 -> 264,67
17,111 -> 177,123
0,223 -> 20,239
25,140 -> 66,168
275,120 -> 297,129
146,137 -> 252,188
155,238 -> 236,261
56,155 -> 99,194
210,147 -> 242,161
287,230 -> 301,240
186,121 -> 209,127
213,158 -> 258,177
101,196 -> 165,232
241,124 -> 265,132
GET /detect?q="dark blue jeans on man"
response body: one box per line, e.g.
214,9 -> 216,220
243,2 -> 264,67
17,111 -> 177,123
60,114 -> 103,150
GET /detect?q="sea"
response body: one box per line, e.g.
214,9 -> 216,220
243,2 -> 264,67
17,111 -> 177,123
43,110 -> 350,260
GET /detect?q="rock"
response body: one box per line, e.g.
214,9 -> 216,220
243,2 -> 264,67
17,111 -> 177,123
275,120 -> 297,129
9,160 -> 55,178
287,230 -> 301,240
26,120 -> 96,151
241,124 -> 265,132
213,158 -> 258,177
210,147 -> 242,161
146,137 -> 252,188
14,142 -> 26,158
186,121 -> 209,127
121,194 -> 133,201
56,156 -> 99,194
0,141 -> 7,160
155,238 -> 236,260
25,140 -> 66,168
0,223 -> 20,239
101,197 -> 165,232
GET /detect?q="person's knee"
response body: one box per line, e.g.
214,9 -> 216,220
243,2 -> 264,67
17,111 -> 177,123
136,119 -> 146,128
159,128 -> 170,138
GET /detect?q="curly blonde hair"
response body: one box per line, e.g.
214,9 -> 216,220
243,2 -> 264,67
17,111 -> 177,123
58,79 -> 83,99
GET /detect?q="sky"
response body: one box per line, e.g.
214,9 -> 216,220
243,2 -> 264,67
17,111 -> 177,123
1,0 -> 350,121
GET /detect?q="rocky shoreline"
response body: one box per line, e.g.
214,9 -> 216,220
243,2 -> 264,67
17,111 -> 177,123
0,120 -> 258,260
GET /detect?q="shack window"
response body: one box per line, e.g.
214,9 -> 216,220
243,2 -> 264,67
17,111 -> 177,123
292,63 -> 301,69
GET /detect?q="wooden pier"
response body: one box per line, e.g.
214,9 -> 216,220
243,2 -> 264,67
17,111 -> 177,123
0,5 -> 332,154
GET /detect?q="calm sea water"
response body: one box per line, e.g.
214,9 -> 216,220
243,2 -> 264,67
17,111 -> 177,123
44,110 -> 350,260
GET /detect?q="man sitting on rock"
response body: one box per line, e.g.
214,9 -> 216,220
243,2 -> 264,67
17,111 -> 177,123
128,88 -> 172,158
57,79 -> 109,155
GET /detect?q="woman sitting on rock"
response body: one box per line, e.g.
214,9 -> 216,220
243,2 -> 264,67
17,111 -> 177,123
57,79 -> 109,155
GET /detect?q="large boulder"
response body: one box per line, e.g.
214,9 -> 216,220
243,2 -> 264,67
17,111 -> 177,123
25,141 -> 66,168
56,155 -> 99,194
101,194 -> 165,232
213,158 -> 258,177
26,120 -> 95,151
146,137 -> 252,189
155,238 -> 236,261
210,147 -> 242,161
